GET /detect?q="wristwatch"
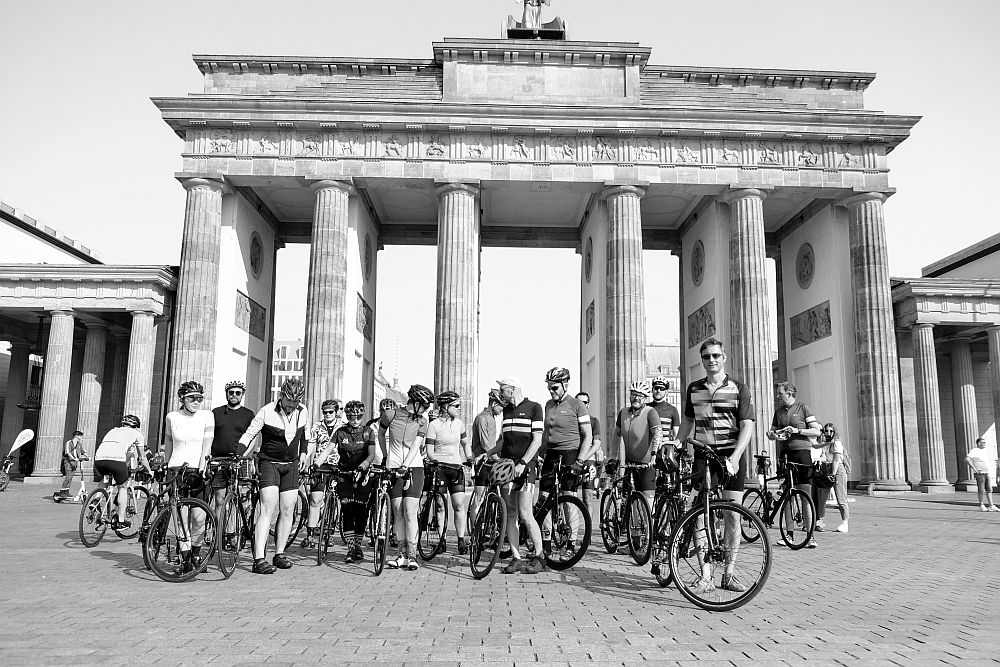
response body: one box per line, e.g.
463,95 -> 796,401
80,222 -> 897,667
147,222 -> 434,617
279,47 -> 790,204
516,458 -> 527,467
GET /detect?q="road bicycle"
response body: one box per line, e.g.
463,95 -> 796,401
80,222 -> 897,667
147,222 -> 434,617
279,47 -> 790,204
666,440 -> 771,611
143,464 -> 218,583
533,457 -> 592,570
599,460 -> 654,565
468,459 -> 508,579
416,460 -> 450,561
78,470 -> 150,547
650,446 -> 692,587
740,454 -> 816,549
314,465 -> 348,565
365,465 -> 408,576
211,454 -> 261,579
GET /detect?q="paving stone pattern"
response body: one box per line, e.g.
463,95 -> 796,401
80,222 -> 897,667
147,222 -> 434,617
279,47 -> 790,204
1,483 -> 998,666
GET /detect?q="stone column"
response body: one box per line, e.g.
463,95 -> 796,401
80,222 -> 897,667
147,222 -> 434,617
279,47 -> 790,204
32,310 -> 76,479
108,333 -> 129,425
911,324 -> 950,492
771,245 -> 788,383
988,327 -> 1000,472
842,193 -> 908,491
169,177 -> 225,401
76,324 -> 107,469
303,179 -> 353,419
0,342 -> 31,458
124,311 -> 156,443
673,248 -> 686,391
434,183 -> 481,417
950,336 -> 979,491
602,185 -> 647,430
722,188 -> 774,466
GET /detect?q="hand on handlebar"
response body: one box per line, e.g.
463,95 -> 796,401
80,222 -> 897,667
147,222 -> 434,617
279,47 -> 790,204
725,457 -> 738,476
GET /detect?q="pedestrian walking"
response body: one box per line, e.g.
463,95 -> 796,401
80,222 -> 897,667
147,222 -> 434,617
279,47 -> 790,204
767,381 -> 822,548
54,431 -> 87,501
813,422 -> 850,533
966,438 -> 999,512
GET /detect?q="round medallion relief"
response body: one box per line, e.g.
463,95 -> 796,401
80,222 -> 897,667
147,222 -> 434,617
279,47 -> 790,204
249,232 -> 264,279
691,240 -> 705,286
584,237 -> 593,283
364,234 -> 373,280
796,243 -> 815,289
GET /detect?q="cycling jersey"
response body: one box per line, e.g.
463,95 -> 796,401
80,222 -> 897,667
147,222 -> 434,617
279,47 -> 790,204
334,423 -> 376,470
94,427 -> 144,463
683,375 -> 755,452
426,417 -> 467,465
500,398 -> 543,462
313,419 -> 343,454
382,408 -> 428,469
211,404 -> 255,456
239,401 -> 313,463
615,405 -> 660,463
165,409 -> 214,468
471,409 -> 501,458
647,400 -> 680,437
543,394 -> 590,451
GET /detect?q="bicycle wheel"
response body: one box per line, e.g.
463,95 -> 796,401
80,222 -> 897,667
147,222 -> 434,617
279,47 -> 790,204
599,489 -> 620,554
469,491 -> 507,579
417,490 -> 448,561
217,493 -> 243,578
139,494 -> 162,570
544,494 -> 591,570
372,492 -> 390,576
668,502 -> 771,612
79,488 -> 110,547
0,470 -> 9,492
778,489 -> 815,550
651,496 -> 682,587
113,486 -> 149,540
740,489 -> 766,542
317,492 -> 338,565
145,498 -> 217,583
626,493 -> 652,566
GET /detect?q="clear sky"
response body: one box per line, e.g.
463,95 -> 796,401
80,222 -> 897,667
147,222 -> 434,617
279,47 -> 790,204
2,0 -> 997,405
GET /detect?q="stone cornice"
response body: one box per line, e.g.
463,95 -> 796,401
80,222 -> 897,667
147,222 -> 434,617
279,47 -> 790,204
892,278 -> 1000,328
432,38 -> 650,68
892,278 -> 1000,300
0,265 -> 177,316
0,264 -> 177,287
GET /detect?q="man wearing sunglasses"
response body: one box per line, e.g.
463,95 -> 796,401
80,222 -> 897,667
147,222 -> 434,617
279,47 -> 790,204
647,375 -> 680,442
210,380 -> 256,532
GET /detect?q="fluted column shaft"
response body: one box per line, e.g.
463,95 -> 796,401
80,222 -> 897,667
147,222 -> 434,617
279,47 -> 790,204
303,180 -> 353,420
844,193 -> 908,490
988,327 -> 1000,462
911,324 -> 949,491
33,310 -> 76,477
950,336 -> 978,489
1,342 -> 31,458
434,183 -> 481,418
724,189 -> 773,466
170,178 -> 225,401
602,185 -> 647,431
109,334 -> 129,428
76,325 -> 107,471
124,311 -> 156,444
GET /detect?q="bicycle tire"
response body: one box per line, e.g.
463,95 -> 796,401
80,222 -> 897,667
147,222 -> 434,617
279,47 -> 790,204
668,501 -> 772,612
0,470 -> 10,492
599,488 -> 620,554
145,497 -> 217,583
651,496 -> 682,587
113,486 -> 149,540
79,488 -> 110,547
139,494 -> 162,570
626,492 -> 652,566
417,490 -> 449,561
318,492 -> 338,565
543,494 -> 591,570
469,491 -> 507,579
777,489 -> 815,550
740,489 -> 766,542
372,492 -> 390,576
217,493 -> 243,578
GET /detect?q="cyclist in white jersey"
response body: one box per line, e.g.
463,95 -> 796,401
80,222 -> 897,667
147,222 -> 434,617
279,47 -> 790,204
425,391 -> 474,554
94,414 -> 153,529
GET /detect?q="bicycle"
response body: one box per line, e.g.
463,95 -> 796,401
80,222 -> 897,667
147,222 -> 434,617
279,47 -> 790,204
210,454 -> 261,579
533,456 -> 592,570
78,470 -> 150,547
598,460 -> 654,565
280,467 -> 310,547
649,447 -> 692,587
143,464 -> 218,583
365,465 -> 408,576
666,440 -> 771,611
416,460 -> 449,561
467,459 -> 509,579
313,464 -> 347,565
740,453 -> 816,550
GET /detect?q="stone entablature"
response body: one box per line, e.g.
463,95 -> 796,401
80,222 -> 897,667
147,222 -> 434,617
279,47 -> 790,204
892,279 -> 1000,327
0,265 -> 177,316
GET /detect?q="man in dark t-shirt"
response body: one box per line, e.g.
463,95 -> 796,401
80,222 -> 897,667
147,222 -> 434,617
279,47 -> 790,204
211,380 -> 256,518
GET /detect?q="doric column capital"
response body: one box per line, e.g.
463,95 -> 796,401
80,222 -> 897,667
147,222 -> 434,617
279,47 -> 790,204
129,309 -> 156,319
719,188 -> 768,204
840,192 -> 887,209
951,333 -> 975,344
987,324 -> 1000,334
600,184 -> 645,201
48,308 -> 74,318
84,321 -> 109,330
912,322 -> 935,332
309,179 -> 354,196
180,177 -> 228,194
435,182 -> 480,199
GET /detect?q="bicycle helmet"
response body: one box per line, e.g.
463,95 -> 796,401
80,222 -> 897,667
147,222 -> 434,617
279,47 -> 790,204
436,390 -> 461,409
488,388 -> 506,406
544,367 -> 571,383
650,375 -> 670,390
280,378 -> 305,402
604,459 -> 619,477
224,379 -> 246,392
407,384 -> 434,407
379,398 -> 397,411
490,458 -> 516,486
121,414 -> 141,429
148,452 -> 165,471
177,380 -> 204,399
321,398 -> 341,411
344,400 -> 365,418
628,380 -> 652,397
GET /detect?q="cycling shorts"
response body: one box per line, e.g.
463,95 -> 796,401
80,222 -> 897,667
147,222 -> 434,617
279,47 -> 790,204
540,449 -> 579,494
427,462 -> 466,494
625,462 -> 656,492
781,449 -> 814,486
94,459 -> 129,485
692,451 -> 746,493
390,467 -> 423,500
259,459 -> 299,492
336,476 -> 374,505
209,466 -> 234,490
473,461 -> 492,488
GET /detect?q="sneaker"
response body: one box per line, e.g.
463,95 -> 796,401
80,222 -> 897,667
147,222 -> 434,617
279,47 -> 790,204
405,558 -> 419,571
774,537 -> 792,548
989,506 -> 1000,512
980,504 -> 989,512
561,541 -> 577,559
344,551 -> 356,564
522,555 -> 546,574
457,538 -> 468,555
438,538 -> 447,554
691,577 -> 715,593
834,522 -> 849,533
252,558 -> 276,575
500,545 -> 513,559
387,553 -> 408,569
814,520 -> 825,532
272,553 -> 293,569
300,536 -> 314,549
720,573 -> 747,592
352,546 -> 365,561
502,558 -> 524,574
806,538 -> 818,549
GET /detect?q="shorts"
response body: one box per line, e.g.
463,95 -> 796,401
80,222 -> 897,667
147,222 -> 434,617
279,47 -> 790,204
781,449 -> 814,486
209,465 -> 234,490
390,467 -> 424,500
428,462 -> 466,494
540,448 -> 580,494
259,459 -> 299,493
336,476 -> 374,505
94,459 -> 129,485
974,471 -> 997,494
624,462 -> 656,492
692,450 -> 747,493
168,467 -> 207,498
473,461 -> 492,488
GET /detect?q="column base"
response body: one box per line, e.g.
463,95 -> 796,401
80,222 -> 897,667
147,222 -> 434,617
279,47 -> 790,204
954,481 -> 979,492
916,482 -> 954,494
24,473 -> 61,484
858,481 -> 913,494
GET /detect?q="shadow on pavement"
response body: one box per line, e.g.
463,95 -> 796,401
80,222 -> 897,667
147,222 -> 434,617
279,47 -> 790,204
87,549 -> 159,581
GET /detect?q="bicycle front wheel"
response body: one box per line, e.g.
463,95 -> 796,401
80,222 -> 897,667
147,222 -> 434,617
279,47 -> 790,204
599,489 -> 620,554
626,493 -> 652,566
417,490 -> 448,561
79,488 -> 110,547
740,489 -> 766,542
777,489 -> 815,550
218,493 -> 244,578
651,496 -> 682,587
114,486 -> 149,540
668,502 -> 771,612
544,494 -> 591,570
146,498 -> 217,583
318,492 -> 338,565
372,492 -> 390,576
0,469 -> 10,492
469,491 -> 507,579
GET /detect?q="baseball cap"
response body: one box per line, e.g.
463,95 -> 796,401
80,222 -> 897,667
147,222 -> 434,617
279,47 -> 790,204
496,377 -> 523,389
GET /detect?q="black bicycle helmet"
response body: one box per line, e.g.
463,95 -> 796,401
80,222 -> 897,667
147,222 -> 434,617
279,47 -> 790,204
490,458 -> 516,485
651,375 -> 670,390
436,390 -> 461,409
544,367 -> 571,383
345,400 -> 365,417
604,459 -> 620,477
148,453 -> 165,471
488,388 -> 505,406
280,378 -> 305,402
224,379 -> 246,392
407,384 -> 434,407
379,398 -> 397,411
122,414 -> 141,429
321,398 -> 341,411
177,380 -> 204,399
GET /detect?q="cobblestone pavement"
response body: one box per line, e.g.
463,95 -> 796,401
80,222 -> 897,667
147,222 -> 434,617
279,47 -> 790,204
1,481 -> 998,666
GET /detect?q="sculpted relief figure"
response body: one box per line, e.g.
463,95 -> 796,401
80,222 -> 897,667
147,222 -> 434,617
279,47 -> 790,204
339,133 -> 362,156
512,137 -> 531,159
520,0 -> 552,30
426,137 -> 446,157
798,145 -> 820,166
758,141 -> 781,165
637,144 -> 658,161
467,142 -> 485,159
300,135 -> 320,156
384,135 -> 403,157
210,130 -> 234,153
721,145 -> 741,164
677,145 -> 698,163
838,144 -> 861,168
594,137 -> 616,160
258,133 -> 277,155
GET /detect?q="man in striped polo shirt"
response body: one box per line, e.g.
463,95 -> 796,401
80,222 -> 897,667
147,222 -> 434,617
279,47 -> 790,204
675,336 -> 755,594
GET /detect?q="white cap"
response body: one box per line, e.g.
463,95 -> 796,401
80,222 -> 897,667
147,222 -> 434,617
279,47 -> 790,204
496,377 -> 523,389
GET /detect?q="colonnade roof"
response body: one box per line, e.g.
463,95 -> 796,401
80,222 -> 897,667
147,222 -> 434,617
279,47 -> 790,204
892,277 -> 1000,332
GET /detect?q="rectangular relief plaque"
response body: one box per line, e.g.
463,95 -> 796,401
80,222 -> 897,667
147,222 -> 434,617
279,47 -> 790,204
687,299 -> 716,349
356,293 -> 374,342
585,301 -> 595,343
790,301 -> 832,350
235,291 -> 267,341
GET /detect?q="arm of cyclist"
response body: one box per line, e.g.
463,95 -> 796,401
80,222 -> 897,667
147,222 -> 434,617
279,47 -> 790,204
236,405 -> 268,458
199,412 -> 215,473
515,431 -> 543,478
162,414 -> 174,462
573,421 -> 592,470
460,431 -> 474,466
299,424 -> 315,472
133,436 -> 153,476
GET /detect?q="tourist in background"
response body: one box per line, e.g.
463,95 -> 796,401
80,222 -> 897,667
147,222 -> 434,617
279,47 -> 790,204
55,430 -> 87,500
814,422 -> 850,532
767,381 -> 822,548
966,437 -> 999,512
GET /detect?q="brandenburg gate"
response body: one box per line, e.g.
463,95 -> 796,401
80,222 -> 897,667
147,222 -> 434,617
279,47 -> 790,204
153,33 -> 918,490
